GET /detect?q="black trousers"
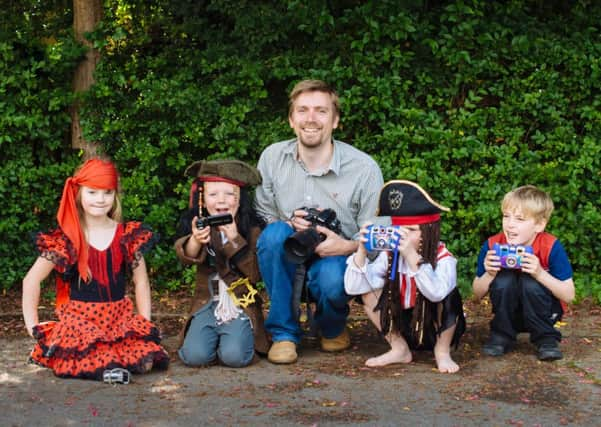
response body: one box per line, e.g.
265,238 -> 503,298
489,270 -> 563,344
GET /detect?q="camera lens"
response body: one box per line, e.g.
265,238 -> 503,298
284,228 -> 323,264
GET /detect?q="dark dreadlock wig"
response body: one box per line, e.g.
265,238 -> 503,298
176,178 -> 265,240
375,220 -> 442,346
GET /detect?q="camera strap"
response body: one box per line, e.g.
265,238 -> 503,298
292,264 -> 306,322
389,248 -> 400,282
292,264 -> 318,337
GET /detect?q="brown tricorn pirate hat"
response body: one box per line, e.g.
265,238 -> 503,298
377,180 -> 449,225
185,159 -> 262,187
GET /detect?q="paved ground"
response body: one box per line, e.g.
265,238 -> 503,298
1,296 -> 600,426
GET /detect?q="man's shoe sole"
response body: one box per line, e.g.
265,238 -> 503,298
267,355 -> 298,364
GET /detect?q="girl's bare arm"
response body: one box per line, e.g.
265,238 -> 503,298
132,256 -> 152,320
22,257 -> 55,336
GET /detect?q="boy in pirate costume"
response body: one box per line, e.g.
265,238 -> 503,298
174,160 -> 269,368
344,180 -> 465,373
473,185 -> 574,361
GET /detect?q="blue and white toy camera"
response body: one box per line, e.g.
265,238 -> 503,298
364,225 -> 401,252
493,243 -> 533,269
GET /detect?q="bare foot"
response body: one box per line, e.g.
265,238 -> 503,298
365,348 -> 412,367
434,350 -> 459,373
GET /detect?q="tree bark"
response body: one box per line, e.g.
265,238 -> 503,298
71,0 -> 103,150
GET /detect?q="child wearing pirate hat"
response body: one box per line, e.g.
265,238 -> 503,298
344,180 -> 465,373
174,159 -> 270,367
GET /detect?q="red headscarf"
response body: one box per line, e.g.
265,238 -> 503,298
56,159 -> 119,283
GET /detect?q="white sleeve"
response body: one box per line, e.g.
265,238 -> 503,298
411,256 -> 457,302
344,251 -> 388,295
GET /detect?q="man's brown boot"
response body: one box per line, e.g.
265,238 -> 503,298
267,341 -> 298,364
321,327 -> 351,352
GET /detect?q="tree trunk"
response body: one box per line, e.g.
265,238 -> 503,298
71,0 -> 103,151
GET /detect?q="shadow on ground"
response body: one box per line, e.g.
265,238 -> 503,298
1,291 -> 600,426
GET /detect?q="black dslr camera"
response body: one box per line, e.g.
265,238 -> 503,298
196,213 -> 233,229
284,207 -> 342,264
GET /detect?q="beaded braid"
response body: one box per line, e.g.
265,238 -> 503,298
196,178 -> 204,218
374,251 -> 402,336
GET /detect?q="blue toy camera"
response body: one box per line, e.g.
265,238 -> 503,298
364,225 -> 401,252
493,243 -> 533,269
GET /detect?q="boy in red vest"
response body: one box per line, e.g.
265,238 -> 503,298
473,185 -> 574,361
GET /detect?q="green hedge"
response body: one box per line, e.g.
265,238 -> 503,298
2,0 -> 600,303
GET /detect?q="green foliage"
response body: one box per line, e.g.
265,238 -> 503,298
2,0 -> 600,304
0,2 -> 82,287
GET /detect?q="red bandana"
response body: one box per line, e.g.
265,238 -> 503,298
56,159 -> 119,283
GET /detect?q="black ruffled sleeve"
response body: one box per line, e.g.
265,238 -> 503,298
121,222 -> 160,270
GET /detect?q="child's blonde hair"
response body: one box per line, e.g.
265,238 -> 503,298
501,185 -> 554,223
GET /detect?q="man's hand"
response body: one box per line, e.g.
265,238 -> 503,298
314,226 -> 358,257
289,208 -> 312,231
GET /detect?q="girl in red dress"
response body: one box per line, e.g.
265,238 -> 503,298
22,157 -> 169,381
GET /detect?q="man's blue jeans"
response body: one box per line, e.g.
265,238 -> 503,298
257,221 -> 350,344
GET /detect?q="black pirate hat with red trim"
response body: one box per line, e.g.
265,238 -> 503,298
377,180 -> 450,225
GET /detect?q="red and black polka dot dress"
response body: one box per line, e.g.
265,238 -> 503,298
29,222 -> 169,380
